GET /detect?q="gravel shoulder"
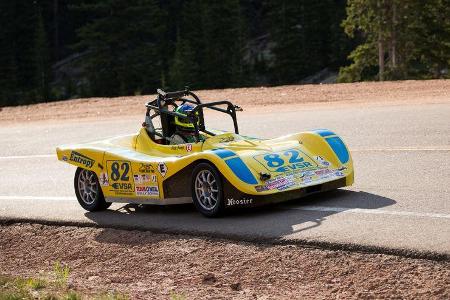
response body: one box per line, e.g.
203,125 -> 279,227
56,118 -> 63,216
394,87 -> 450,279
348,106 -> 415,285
1,80 -> 449,123
1,224 -> 449,299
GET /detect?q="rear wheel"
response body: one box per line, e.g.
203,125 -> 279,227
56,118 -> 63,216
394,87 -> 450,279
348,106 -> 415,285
191,163 -> 225,217
74,168 -> 111,211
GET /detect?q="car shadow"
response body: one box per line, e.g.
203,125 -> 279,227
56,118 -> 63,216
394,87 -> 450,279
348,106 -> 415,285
85,189 -> 396,245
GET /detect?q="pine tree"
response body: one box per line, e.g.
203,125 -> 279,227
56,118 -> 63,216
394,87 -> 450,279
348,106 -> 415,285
202,0 -> 245,88
339,0 -> 450,82
0,1 -> 18,106
74,0 -> 165,96
34,8 -> 51,102
268,0 -> 335,84
169,32 -> 198,89
168,0 -> 205,89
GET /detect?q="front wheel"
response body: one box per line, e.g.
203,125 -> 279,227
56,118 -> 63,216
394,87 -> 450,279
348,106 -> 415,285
74,168 -> 111,211
191,163 -> 225,217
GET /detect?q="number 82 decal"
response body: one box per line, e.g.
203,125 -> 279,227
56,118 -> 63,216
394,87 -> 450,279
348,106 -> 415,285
253,149 -> 317,173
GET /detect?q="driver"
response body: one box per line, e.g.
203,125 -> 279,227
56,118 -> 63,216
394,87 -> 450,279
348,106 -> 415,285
170,104 -> 205,144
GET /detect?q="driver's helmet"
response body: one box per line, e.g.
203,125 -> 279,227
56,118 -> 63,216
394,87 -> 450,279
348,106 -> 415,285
174,104 -> 199,131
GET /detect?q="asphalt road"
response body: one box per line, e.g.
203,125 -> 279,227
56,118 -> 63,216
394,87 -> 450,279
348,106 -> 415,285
0,101 -> 449,255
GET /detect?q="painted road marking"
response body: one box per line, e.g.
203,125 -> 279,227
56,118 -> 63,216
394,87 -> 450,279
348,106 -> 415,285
0,196 -> 76,201
352,147 -> 450,152
0,154 -> 54,159
1,195 -> 449,220
0,147 -> 448,160
290,206 -> 450,219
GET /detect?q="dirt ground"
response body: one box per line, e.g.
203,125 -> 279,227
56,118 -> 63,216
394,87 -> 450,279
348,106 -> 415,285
1,224 -> 449,299
0,79 -> 449,123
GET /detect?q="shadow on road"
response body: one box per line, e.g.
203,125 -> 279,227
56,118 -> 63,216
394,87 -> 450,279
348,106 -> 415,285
85,189 -> 396,244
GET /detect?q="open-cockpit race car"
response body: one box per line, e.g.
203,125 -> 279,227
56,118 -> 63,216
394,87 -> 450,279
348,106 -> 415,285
56,88 -> 354,217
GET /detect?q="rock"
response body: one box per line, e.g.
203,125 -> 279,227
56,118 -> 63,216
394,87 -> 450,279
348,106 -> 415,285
230,282 -> 242,291
202,273 -> 217,285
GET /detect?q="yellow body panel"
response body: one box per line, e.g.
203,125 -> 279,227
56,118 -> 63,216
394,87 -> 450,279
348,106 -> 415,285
57,127 -> 353,202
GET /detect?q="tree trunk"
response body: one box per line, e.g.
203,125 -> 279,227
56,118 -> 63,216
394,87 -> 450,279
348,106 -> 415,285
391,1 -> 397,68
53,0 -> 59,60
378,34 -> 385,81
378,0 -> 385,81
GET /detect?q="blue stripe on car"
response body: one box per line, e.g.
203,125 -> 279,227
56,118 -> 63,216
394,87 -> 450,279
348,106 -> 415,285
212,149 -> 236,159
325,136 -> 349,164
225,157 -> 258,185
314,129 -> 336,137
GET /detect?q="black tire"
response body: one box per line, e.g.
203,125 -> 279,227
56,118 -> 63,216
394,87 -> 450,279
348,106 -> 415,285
191,162 -> 225,217
74,167 -> 111,211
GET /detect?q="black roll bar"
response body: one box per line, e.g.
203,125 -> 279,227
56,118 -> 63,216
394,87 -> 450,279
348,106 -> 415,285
145,88 -> 242,143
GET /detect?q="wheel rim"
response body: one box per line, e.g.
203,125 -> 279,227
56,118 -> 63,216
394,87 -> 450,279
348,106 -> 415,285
194,170 -> 219,211
77,169 -> 98,205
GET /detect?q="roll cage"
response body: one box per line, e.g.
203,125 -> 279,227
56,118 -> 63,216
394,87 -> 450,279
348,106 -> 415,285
144,88 -> 242,143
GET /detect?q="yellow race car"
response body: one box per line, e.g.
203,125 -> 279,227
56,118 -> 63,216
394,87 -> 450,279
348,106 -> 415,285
57,88 -> 354,217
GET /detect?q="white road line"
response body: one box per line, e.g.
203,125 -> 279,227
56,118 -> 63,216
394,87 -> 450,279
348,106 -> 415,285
291,206 -> 450,219
0,195 -> 449,220
352,147 -> 450,152
0,196 -> 76,201
0,154 -> 54,159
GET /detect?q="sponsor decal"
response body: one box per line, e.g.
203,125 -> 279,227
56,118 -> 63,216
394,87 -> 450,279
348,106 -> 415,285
111,182 -> 133,190
226,198 -> 253,206
219,136 -> 235,143
315,156 -> 330,167
300,170 -> 315,178
133,174 -> 151,184
157,162 -> 168,177
186,144 -> 193,152
135,186 -> 159,196
257,175 -> 296,191
62,155 -> 68,162
334,171 -> 345,177
139,163 -> 154,173
255,185 -> 269,192
99,172 -> 109,186
265,177 -> 292,190
302,177 -> 313,184
254,149 -> 317,173
277,182 -> 296,191
314,169 -> 332,176
69,151 -> 94,168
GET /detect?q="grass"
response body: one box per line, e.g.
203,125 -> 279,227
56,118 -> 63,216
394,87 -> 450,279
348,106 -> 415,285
26,277 -> 47,290
169,292 -> 186,300
0,266 -> 129,300
54,261 -> 70,286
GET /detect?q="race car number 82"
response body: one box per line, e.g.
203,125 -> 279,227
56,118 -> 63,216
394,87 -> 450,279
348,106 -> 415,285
263,150 -> 303,167
254,149 -> 317,172
110,162 -> 130,181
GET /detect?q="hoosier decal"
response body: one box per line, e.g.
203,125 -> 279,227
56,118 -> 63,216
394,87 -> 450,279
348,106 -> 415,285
226,198 -> 253,206
69,151 -> 94,168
